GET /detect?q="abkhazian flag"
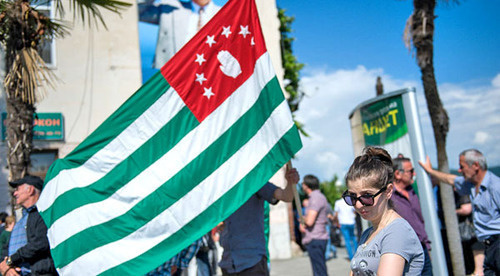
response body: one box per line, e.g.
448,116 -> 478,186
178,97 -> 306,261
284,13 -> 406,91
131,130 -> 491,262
37,0 -> 302,274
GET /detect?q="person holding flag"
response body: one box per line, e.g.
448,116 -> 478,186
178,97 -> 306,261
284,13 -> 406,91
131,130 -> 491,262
219,167 -> 299,276
36,0 -> 302,274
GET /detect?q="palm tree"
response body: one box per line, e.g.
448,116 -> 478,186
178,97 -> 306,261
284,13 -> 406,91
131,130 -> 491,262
0,0 -> 130,210
404,0 -> 464,274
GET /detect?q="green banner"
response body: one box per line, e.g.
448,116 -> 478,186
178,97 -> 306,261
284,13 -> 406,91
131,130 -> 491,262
2,112 -> 64,141
361,95 -> 407,146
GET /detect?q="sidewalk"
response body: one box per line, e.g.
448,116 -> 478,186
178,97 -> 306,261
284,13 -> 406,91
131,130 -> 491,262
270,246 -> 351,276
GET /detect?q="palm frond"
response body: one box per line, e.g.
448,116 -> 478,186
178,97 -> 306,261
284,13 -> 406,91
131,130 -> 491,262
403,14 -> 414,52
53,0 -> 131,29
4,48 -> 58,104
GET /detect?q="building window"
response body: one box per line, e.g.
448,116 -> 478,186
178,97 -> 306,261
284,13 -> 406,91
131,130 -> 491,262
33,0 -> 56,68
30,149 -> 58,180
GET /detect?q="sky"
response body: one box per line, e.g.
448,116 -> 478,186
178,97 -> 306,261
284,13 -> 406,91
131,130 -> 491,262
138,0 -> 500,182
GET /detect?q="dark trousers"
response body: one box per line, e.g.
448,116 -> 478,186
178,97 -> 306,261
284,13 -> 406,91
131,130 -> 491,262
305,239 -> 328,276
222,256 -> 269,276
484,235 -> 500,276
196,249 -> 212,276
421,244 -> 433,276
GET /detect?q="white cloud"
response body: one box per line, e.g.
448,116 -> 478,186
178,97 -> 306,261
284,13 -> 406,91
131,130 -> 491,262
292,68 -> 500,181
492,73 -> 500,88
473,131 -> 490,145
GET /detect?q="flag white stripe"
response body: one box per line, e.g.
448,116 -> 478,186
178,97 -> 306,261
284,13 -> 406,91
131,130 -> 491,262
59,100 -> 294,275
37,86 -> 183,212
47,53 -> 275,248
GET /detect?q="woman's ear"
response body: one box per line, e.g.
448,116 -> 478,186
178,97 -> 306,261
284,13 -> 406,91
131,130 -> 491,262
385,183 -> 394,199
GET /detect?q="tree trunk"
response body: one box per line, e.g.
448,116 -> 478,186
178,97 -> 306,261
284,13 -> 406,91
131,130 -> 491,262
4,64 -> 35,214
412,0 -> 465,274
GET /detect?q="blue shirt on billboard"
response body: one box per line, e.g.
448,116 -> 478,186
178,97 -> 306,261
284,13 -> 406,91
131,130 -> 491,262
454,171 -> 500,241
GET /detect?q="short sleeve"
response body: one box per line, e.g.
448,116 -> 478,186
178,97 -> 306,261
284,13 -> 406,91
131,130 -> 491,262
380,220 -> 422,262
454,176 -> 472,196
256,182 -> 278,204
308,193 -> 323,212
489,173 -> 500,209
334,200 -> 340,213
458,194 -> 471,206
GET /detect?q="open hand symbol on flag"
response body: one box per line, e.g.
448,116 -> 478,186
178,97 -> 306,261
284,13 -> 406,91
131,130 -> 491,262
217,50 -> 241,78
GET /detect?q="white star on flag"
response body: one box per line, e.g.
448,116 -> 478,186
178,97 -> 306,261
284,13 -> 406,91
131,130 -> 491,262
222,26 -> 232,38
195,54 -> 206,66
195,73 -> 207,85
206,35 -> 216,47
203,87 -> 214,99
238,25 -> 250,38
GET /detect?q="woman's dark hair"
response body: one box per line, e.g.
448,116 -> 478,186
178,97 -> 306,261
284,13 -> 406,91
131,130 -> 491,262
345,146 -> 394,190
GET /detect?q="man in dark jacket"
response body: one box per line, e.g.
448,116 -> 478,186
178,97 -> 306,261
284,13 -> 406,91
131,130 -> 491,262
0,175 -> 57,276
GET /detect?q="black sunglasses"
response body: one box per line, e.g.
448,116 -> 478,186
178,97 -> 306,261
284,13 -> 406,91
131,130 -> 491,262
342,186 -> 387,207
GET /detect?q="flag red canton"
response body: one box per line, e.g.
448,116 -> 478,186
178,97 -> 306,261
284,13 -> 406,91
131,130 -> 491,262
162,0 -> 266,122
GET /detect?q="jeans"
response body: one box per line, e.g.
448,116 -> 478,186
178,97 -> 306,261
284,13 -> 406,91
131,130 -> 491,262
305,239 -> 328,276
324,224 -> 337,259
340,224 -> 358,260
484,235 -> 500,276
422,244 -> 433,276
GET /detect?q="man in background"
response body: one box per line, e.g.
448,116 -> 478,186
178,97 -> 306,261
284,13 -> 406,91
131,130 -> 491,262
0,175 -> 57,276
300,174 -> 329,276
138,0 -> 221,69
333,197 -> 357,260
419,149 -> 500,275
392,156 -> 433,275
219,167 -> 299,276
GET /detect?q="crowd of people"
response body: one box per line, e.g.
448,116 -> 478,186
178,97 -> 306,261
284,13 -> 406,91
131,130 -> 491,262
151,146 -> 497,276
0,146 -> 497,276
0,0 -> 495,273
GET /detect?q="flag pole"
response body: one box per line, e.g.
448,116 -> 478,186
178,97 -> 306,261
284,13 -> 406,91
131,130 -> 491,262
287,161 -> 303,223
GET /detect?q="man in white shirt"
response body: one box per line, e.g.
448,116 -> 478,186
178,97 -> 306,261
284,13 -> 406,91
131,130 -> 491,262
334,198 -> 358,260
138,0 -> 221,68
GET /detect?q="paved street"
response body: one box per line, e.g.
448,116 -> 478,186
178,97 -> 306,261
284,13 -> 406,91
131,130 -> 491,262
270,246 -> 351,276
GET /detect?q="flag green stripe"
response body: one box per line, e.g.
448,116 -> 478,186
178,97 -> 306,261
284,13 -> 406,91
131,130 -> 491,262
44,55 -> 277,249
51,77 -> 285,267
44,71 -> 171,184
40,107 -> 199,228
102,126 -> 302,275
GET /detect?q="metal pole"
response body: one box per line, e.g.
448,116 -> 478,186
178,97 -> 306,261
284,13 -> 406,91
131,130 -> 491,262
402,87 -> 448,276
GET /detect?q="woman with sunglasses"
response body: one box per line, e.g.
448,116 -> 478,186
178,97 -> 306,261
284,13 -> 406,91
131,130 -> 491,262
345,147 -> 424,275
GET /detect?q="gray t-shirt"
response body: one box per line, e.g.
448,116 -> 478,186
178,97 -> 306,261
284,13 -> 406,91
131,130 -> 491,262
350,218 -> 424,276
